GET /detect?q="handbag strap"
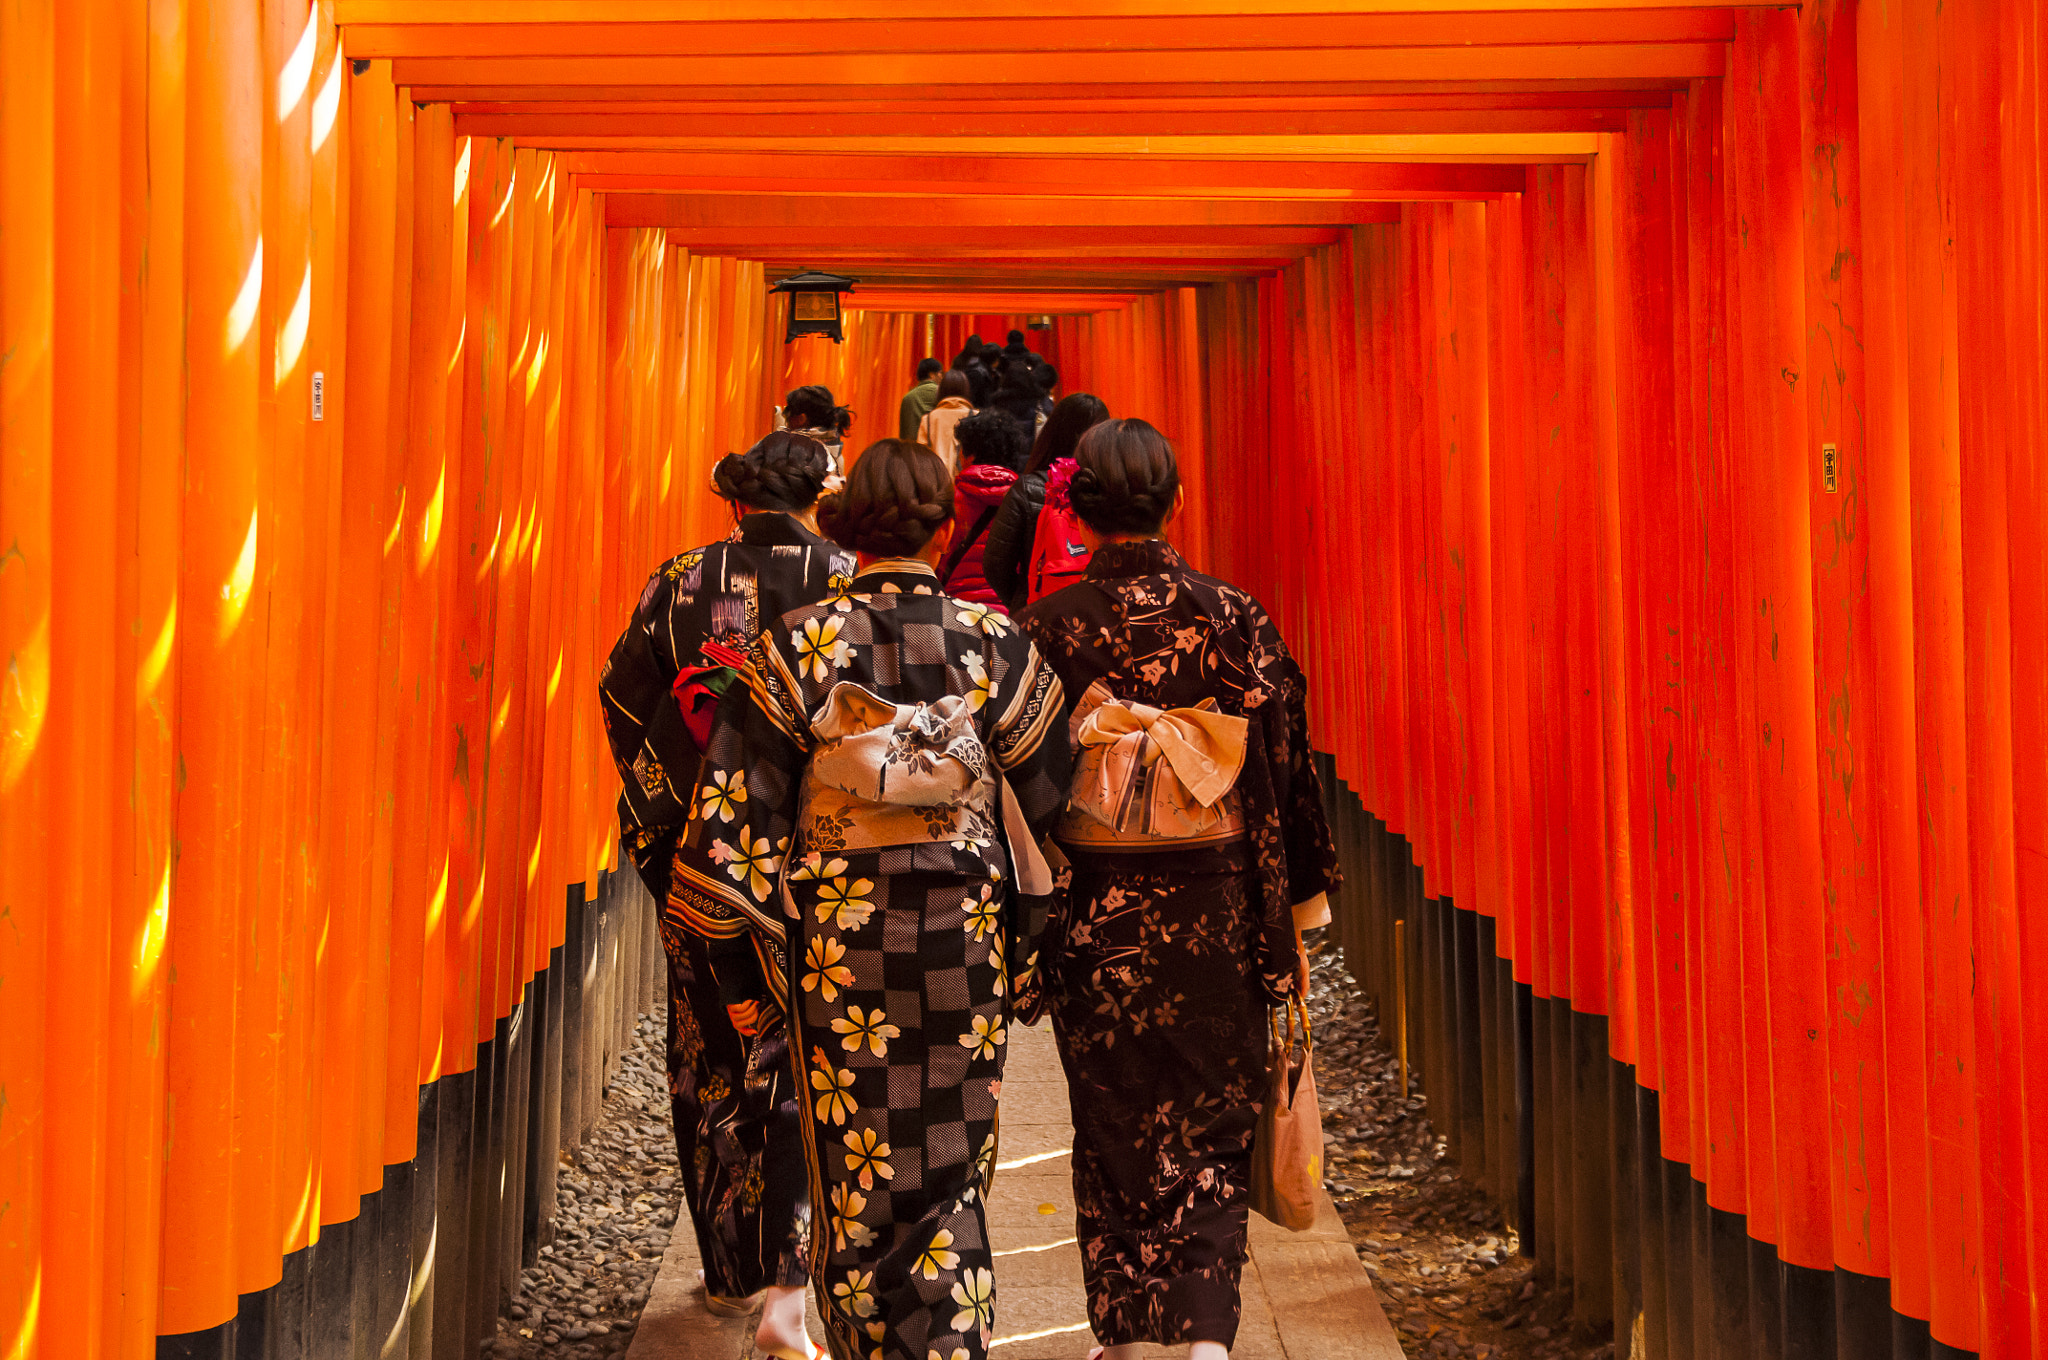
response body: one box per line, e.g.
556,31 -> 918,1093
1270,995 -> 1313,1059
937,502 -> 1000,589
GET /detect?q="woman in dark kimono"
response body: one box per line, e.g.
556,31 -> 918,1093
1017,419 -> 1342,1360
675,440 -> 1071,1360
599,431 -> 854,1359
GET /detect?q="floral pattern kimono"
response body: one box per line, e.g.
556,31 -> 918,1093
1018,538 -> 1341,1351
599,512 -> 854,1300
676,558 -> 1071,1360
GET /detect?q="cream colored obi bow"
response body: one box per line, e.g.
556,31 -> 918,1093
810,685 -> 985,807
803,682 -> 1052,893
1067,679 -> 1250,838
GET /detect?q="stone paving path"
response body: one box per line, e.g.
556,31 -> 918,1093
625,1019 -> 1407,1360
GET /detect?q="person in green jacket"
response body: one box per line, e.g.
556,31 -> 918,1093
898,356 -> 942,440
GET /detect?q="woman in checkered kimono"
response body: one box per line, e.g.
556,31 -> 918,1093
674,440 -> 1072,1360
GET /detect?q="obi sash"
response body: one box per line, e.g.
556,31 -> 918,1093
798,682 -> 1052,892
1056,679 -> 1250,851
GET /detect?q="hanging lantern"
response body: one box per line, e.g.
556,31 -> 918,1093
770,269 -> 859,343
1028,314 -> 1054,331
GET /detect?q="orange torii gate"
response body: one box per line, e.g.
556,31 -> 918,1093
1,3 -> 2044,1359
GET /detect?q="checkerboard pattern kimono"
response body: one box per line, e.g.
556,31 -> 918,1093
600,513 -> 854,1300
674,558 -> 1071,1360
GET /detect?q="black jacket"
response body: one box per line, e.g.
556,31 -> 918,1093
983,467 -> 1050,612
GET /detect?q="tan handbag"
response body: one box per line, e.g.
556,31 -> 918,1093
1249,997 -> 1323,1231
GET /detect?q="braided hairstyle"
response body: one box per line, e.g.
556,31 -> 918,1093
818,439 -> 955,556
1067,417 -> 1182,537
711,431 -> 831,513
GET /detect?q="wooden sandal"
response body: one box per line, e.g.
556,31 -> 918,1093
696,1269 -> 767,1318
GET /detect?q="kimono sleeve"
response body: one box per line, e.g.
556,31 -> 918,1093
666,630 -> 814,1014
988,635 -> 1071,1021
1235,599 -> 1342,1006
988,636 -> 1070,842
598,566 -> 692,888
1259,625 -> 1343,919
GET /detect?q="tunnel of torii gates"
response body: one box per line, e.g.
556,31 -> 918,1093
1,1 -> 2045,1359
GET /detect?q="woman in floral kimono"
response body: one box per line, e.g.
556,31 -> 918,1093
676,439 -> 1072,1360
600,431 -> 854,1359
1017,419 -> 1342,1360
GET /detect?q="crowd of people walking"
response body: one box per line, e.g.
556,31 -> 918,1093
601,346 -> 1340,1360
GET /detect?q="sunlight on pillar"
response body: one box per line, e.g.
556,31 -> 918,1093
1,1261 -> 41,1360
310,51 -> 342,153
130,861 -> 170,1005
276,263 -> 312,386
452,141 -> 471,208
225,239 -> 266,355
510,326 -> 532,387
1,609 -> 51,794
492,688 -> 512,741
383,488 -> 407,559
284,1167 -> 317,1247
137,594 -> 177,702
219,508 -> 260,642
526,333 -> 549,403
492,166 -> 517,229
526,833 -> 543,889
446,316 -> 466,376
511,506 -> 535,573
425,862 -> 449,936
461,870 -> 486,932
475,515 -> 501,585
416,465 -> 444,574
276,7 -> 317,122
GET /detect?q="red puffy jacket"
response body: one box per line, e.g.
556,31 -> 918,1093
943,462 -> 1021,610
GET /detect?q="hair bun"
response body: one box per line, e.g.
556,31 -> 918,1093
816,439 -> 955,556
1068,418 -> 1181,537
712,431 -> 830,513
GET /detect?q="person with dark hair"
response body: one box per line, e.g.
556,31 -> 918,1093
988,359 -> 1047,432
999,328 -> 1032,365
953,337 -> 999,409
783,384 -> 853,480
599,429 -> 854,1360
680,438 -> 1072,1360
1017,419 -> 1342,1360
899,357 -> 944,441
982,392 -> 1111,611
951,334 -> 985,373
916,368 -> 977,473
1031,360 -> 1059,418
938,410 -> 1033,611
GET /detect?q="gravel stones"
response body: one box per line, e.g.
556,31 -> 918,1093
488,1009 -> 682,1358
1305,932 -> 1614,1360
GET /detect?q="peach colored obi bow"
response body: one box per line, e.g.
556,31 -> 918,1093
1065,680 -> 1250,839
